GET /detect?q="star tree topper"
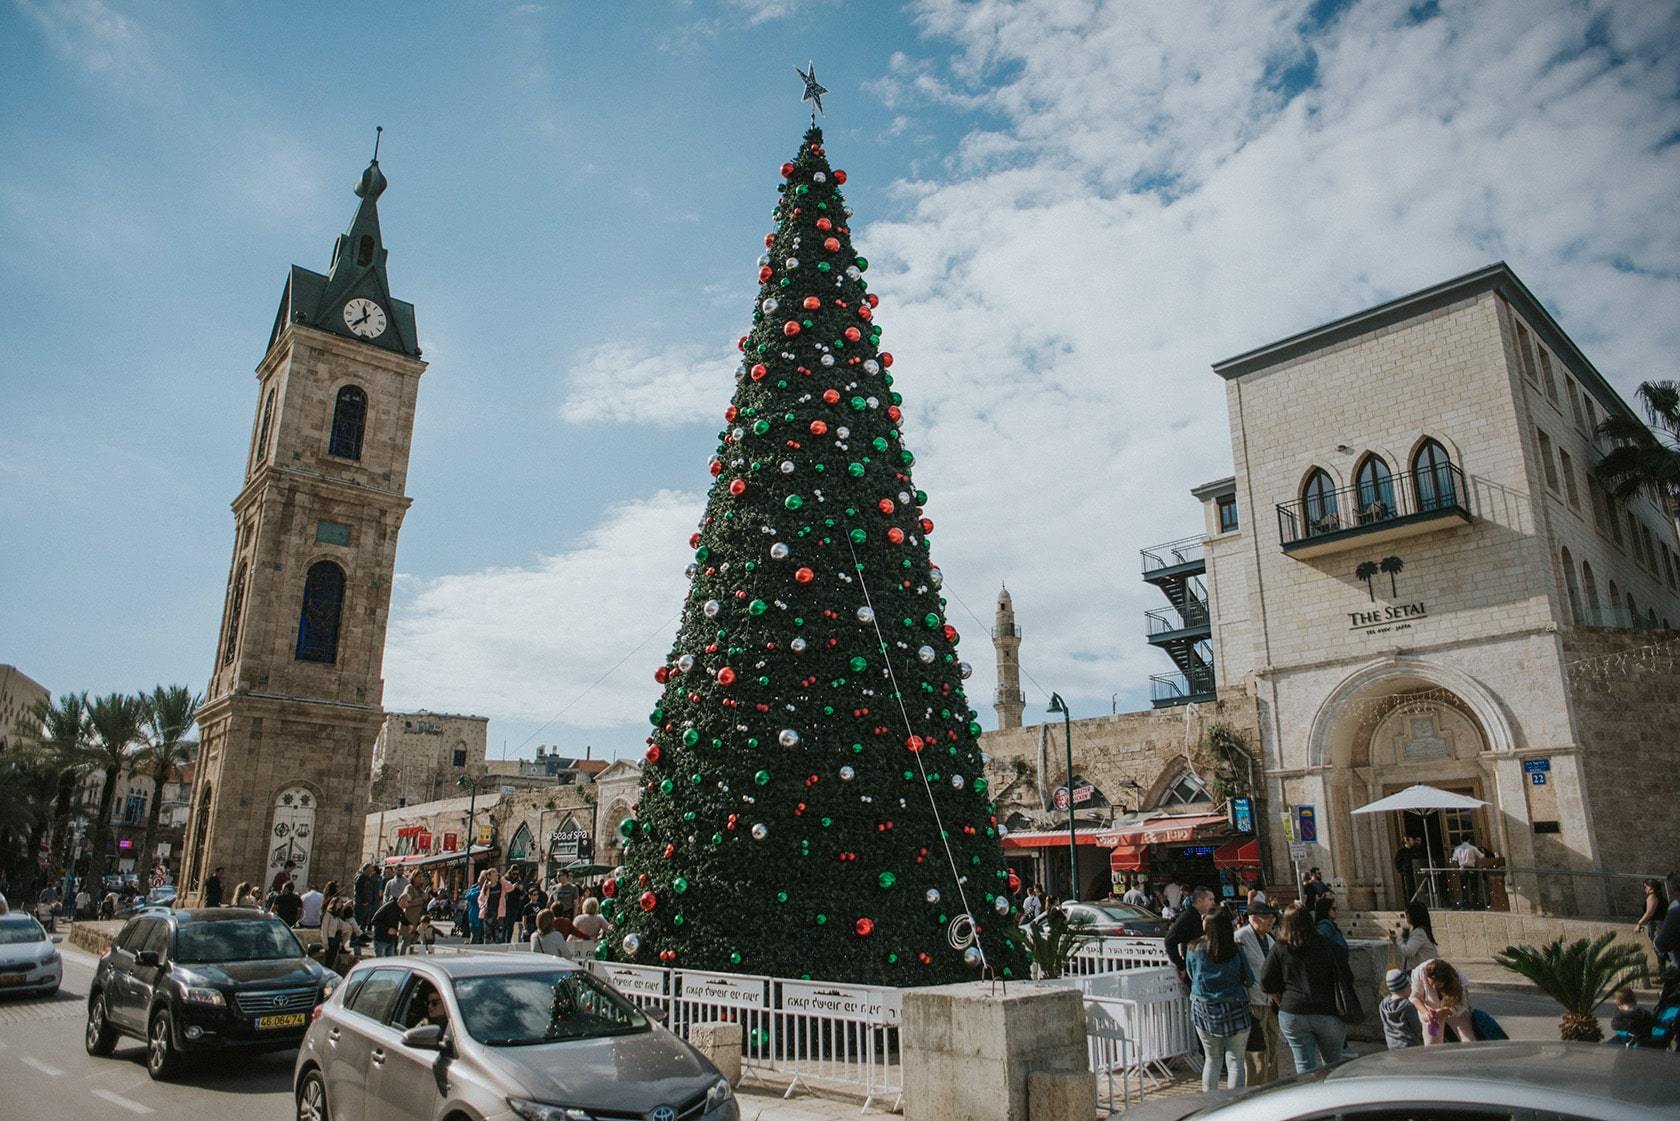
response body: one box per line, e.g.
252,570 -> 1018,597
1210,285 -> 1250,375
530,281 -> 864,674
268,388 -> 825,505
795,62 -> 828,116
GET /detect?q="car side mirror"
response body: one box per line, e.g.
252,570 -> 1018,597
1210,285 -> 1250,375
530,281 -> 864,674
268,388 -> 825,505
645,1004 -> 669,1025
136,950 -> 161,968
51,935 -> 64,945
402,1024 -> 444,1051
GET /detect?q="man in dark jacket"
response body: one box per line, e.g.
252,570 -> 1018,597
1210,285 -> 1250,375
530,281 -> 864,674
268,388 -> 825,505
353,863 -> 382,928
202,867 -> 224,908
271,881 -> 304,926
370,896 -> 404,957
1165,886 -> 1218,980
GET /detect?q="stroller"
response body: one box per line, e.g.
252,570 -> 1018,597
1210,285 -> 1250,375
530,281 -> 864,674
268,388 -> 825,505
1645,967 -> 1680,1051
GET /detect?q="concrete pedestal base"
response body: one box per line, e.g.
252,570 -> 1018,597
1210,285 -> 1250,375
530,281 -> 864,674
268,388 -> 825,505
688,1021 -> 743,1086
902,982 -> 1089,1121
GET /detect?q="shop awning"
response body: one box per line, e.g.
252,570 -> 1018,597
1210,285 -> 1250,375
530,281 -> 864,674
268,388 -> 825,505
1212,839 -> 1260,869
383,844 -> 498,868
1109,844 -> 1149,872
1000,829 -> 1106,850
1097,813 -> 1229,846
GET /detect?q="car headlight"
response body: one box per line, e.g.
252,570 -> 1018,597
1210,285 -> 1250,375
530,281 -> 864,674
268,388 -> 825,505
706,1076 -> 733,1109
183,987 -> 225,1007
507,1099 -> 592,1121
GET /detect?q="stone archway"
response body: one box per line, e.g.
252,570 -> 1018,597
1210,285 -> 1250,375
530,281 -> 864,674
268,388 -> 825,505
1302,656 -> 1516,910
601,800 -> 633,870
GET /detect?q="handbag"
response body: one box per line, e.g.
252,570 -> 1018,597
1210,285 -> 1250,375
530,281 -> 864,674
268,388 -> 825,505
1333,959 -> 1364,1025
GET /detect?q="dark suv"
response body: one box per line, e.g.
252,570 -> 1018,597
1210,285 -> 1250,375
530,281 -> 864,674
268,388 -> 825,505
85,907 -> 340,1079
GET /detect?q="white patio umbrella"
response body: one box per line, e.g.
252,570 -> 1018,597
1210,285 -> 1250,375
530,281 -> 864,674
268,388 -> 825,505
1350,784 -> 1487,815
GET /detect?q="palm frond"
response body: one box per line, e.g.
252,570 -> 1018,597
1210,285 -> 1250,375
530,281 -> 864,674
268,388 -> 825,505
1494,933 -> 1648,1018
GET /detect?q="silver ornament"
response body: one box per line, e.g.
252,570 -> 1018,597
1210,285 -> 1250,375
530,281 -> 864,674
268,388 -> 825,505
820,353 -> 835,367
770,542 -> 791,560
994,895 -> 1011,914
925,888 -> 941,905
950,774 -> 965,789
779,728 -> 801,748
863,359 -> 879,374
677,654 -> 696,673
836,426 -> 850,439
621,933 -> 641,956
839,765 -> 855,781
784,257 -> 800,269
758,253 -> 770,267
703,600 -> 721,618
845,265 -> 862,280
685,564 -> 698,579
917,645 -> 936,664
929,569 -> 944,588
751,823 -> 769,841
790,637 -> 808,653
856,605 -> 875,623
779,460 -> 795,474
762,297 -> 779,313
959,662 -> 973,680
963,946 -> 983,968
867,396 -> 879,408
813,171 -> 827,183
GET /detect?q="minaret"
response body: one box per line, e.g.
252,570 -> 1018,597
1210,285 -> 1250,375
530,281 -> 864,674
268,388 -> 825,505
993,586 -> 1024,730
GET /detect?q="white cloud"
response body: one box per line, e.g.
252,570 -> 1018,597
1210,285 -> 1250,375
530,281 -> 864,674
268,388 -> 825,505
384,490 -> 703,729
15,0 -> 153,75
559,341 -> 737,428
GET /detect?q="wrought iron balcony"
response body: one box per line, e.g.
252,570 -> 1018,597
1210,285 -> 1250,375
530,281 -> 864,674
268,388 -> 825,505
1149,671 -> 1216,709
1276,464 -> 1471,558
1141,535 -> 1205,578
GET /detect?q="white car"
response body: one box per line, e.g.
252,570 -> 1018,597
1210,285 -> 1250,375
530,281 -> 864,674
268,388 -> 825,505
0,913 -> 64,996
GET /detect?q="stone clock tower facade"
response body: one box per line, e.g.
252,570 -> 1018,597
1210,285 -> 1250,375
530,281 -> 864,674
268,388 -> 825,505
180,151 -> 425,901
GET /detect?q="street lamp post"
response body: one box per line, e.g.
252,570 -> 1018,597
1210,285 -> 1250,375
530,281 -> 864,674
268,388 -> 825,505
457,773 -> 491,876
1048,692 -> 1077,902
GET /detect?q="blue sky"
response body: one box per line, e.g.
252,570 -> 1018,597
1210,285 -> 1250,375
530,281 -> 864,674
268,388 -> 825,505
4,0 -> 1678,764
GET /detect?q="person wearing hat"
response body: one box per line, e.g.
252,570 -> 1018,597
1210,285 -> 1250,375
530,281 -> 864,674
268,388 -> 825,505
1380,968 -> 1422,1049
1234,902 -> 1281,1084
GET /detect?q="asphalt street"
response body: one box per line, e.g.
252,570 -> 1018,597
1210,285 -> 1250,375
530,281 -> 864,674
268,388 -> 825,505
0,940 -> 1613,1121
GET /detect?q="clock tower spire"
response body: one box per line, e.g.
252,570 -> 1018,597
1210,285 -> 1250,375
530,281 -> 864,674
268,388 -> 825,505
181,141 -> 427,903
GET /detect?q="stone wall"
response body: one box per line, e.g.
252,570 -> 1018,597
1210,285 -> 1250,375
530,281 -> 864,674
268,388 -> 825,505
369,711 -> 488,809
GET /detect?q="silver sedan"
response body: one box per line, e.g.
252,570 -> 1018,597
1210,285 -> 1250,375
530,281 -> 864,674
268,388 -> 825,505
294,953 -> 738,1121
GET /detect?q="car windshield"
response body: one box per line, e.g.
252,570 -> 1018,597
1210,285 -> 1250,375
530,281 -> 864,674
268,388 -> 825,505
173,919 -> 302,963
1090,904 -> 1154,921
0,918 -> 46,945
452,969 -> 648,1046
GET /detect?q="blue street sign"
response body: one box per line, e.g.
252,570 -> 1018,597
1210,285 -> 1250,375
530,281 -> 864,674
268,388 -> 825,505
1522,759 -> 1551,774
1530,772 -> 1548,786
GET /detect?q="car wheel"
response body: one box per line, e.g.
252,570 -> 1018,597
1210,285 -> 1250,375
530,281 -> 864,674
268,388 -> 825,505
296,1069 -> 329,1121
85,993 -> 118,1056
146,1009 -> 182,1080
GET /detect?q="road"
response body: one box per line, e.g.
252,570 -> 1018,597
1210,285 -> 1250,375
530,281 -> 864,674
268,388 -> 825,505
0,940 -> 1620,1120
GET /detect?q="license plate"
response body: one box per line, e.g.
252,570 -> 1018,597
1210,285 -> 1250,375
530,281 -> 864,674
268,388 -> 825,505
255,1012 -> 307,1030
0,975 -> 25,986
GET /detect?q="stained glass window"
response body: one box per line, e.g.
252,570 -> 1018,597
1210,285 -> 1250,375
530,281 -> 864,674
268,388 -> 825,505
295,561 -> 345,663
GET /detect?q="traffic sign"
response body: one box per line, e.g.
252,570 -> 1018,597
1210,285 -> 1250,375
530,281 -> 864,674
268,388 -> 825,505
1288,842 -> 1311,862
1294,805 -> 1317,843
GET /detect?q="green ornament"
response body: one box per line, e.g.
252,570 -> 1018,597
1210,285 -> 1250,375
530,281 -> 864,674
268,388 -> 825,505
914,489 -> 927,504
849,656 -> 867,672
785,494 -> 804,510
973,777 -> 989,793
849,528 -> 867,544
659,779 -> 674,795
711,833 -> 723,845
878,871 -> 897,889
872,437 -> 889,452
690,772 -> 703,785
850,396 -> 867,411
753,419 -> 770,435
924,612 -> 940,627
683,728 -> 700,747
848,461 -> 866,476
855,256 -> 869,271
968,721 -> 983,737
816,913 -> 828,925
673,913 -> 685,926
673,877 -> 689,894
887,953 -> 898,964
901,450 -> 915,466
796,184 -> 809,195
747,737 -> 760,748
755,770 -> 771,785
744,560 -> 756,572
730,951 -> 742,965
695,546 -> 709,563
649,708 -> 665,725
817,261 -> 831,272
749,599 -> 768,616
776,891 -> 789,903
617,817 -> 636,838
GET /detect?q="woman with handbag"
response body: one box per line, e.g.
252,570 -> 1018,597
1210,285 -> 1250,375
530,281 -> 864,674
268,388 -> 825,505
1185,908 -> 1255,1091
1260,905 -> 1358,1072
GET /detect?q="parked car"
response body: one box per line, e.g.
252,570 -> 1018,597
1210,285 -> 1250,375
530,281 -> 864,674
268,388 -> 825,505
85,907 -> 341,1080
116,885 -> 178,918
1116,1040 -> 1679,1120
295,954 -> 739,1121
1021,901 -> 1170,939
0,913 -> 64,996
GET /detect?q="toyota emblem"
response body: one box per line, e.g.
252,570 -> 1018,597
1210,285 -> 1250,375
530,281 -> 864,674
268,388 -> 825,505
650,1108 -> 676,1121
273,995 -> 288,1008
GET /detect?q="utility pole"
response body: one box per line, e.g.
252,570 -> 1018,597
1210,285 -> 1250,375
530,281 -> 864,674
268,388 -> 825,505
1048,693 -> 1077,902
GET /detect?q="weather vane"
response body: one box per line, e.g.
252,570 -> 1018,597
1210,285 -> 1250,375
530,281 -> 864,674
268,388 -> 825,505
795,62 -> 827,122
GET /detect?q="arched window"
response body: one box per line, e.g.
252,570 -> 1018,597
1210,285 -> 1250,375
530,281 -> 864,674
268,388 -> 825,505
508,823 -> 534,862
357,234 -> 375,267
1627,592 -> 1638,627
1581,560 -> 1600,619
1412,439 -> 1457,512
1355,456 -> 1395,524
328,385 -> 367,460
1560,548 -> 1582,624
250,389 -> 276,475
1649,609 -> 1659,630
295,561 -> 345,663
1302,469 -> 1340,535
268,786 -> 316,890
222,562 -> 247,666
1156,770 -> 1211,808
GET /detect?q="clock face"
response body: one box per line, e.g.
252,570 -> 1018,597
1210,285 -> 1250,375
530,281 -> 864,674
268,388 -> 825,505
343,298 -> 387,339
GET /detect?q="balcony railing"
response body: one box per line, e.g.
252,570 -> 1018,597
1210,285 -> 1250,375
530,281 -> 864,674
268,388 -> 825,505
1149,671 -> 1216,706
991,624 -> 1023,639
1277,465 -> 1470,552
1140,535 -> 1205,575
1145,601 -> 1209,635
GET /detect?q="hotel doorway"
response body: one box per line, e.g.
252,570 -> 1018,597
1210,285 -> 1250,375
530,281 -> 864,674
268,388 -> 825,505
1389,781 -> 1488,909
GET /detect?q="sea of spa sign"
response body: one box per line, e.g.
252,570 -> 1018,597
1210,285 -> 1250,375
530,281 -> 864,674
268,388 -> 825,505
1349,555 -> 1426,634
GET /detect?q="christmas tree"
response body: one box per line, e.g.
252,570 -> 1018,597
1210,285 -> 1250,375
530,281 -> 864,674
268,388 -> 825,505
605,121 -> 1026,986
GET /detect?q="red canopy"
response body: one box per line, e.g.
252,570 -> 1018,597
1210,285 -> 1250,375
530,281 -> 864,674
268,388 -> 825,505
1212,838 -> 1260,869
1108,844 -> 1149,872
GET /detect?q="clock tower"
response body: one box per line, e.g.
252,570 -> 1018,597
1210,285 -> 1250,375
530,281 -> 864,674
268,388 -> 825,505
180,145 -> 425,901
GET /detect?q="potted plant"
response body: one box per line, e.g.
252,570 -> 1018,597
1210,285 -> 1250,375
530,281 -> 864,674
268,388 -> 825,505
1494,932 -> 1648,1042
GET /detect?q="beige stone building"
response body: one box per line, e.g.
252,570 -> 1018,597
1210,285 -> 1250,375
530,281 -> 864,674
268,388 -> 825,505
1195,262 -> 1680,916
369,711 -> 488,808
0,665 -> 49,755
181,152 -> 425,900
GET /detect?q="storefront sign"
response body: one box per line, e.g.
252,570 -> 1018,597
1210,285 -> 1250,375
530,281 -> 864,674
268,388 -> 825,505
549,829 -> 594,863
780,980 -> 902,1025
1072,784 -> 1094,805
1229,797 -> 1254,834
442,833 -> 459,852
677,973 -> 768,1009
1347,602 -> 1428,634
1052,786 -> 1070,810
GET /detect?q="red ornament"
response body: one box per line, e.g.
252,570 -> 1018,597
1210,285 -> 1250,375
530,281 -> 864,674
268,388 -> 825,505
887,527 -> 905,545
717,667 -> 737,686
729,479 -> 747,496
823,237 -> 841,253
780,162 -> 795,178
794,567 -> 814,584
906,735 -> 924,753
857,305 -> 873,321
802,296 -> 821,311
833,169 -> 847,184
854,917 -> 875,937
764,233 -> 775,247
783,321 -> 801,337
822,388 -> 841,404
750,363 -> 768,381
1007,871 -> 1021,892
654,668 -> 670,686
877,498 -> 895,515
880,352 -> 894,367
738,336 -> 749,351
758,266 -> 773,283
640,891 -> 658,912
724,406 -> 738,423
844,327 -> 861,342
662,843 -> 675,858
943,625 -> 958,643
886,406 -> 901,422
602,878 -> 616,898
688,532 -> 702,548
645,744 -> 662,764
708,460 -> 722,477
810,420 -> 828,436
920,517 -> 934,534
918,952 -> 932,965
816,217 -> 832,231
866,293 -> 880,308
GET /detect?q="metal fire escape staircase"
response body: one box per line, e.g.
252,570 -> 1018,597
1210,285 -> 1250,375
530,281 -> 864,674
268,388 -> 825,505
1141,536 -> 1216,707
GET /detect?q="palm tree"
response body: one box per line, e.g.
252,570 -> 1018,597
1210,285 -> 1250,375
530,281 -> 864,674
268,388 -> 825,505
11,693 -> 91,873
0,755 -> 57,889
1355,561 -> 1378,601
1494,932 -> 1648,1042
83,692 -> 149,893
1595,380 -> 1680,510
1380,555 -> 1405,597
136,686 -> 202,876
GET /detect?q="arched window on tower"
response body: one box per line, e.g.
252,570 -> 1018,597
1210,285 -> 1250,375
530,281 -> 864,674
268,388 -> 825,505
250,389 -> 276,476
328,386 -> 367,461
1412,439 -> 1457,512
295,561 -> 346,663
1581,560 -> 1601,623
222,562 -> 247,666
1302,468 -> 1339,536
357,235 -> 375,267
1354,455 -> 1395,525
1560,547 -> 1582,625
